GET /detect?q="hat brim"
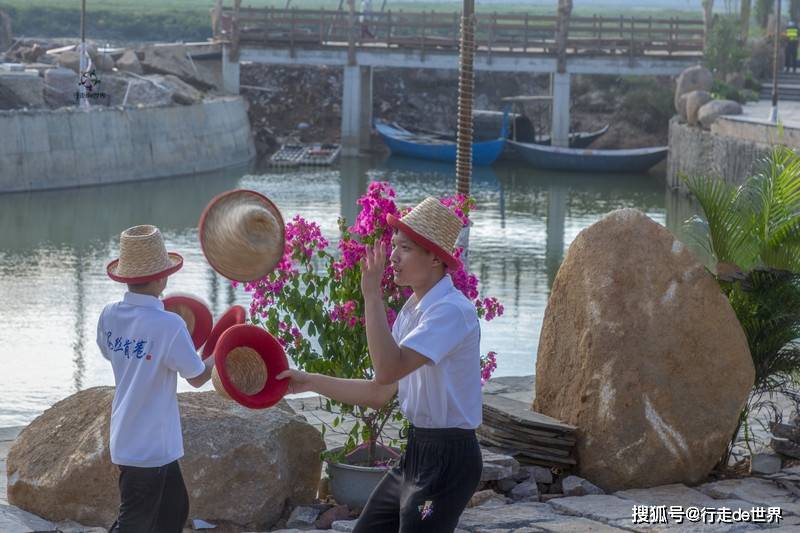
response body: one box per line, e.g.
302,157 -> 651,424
201,305 -> 247,360
162,294 -> 213,349
198,189 -> 286,282
386,215 -> 460,270
106,253 -> 183,284
214,324 -> 289,409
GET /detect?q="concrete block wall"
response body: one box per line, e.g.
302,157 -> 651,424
0,97 -> 255,193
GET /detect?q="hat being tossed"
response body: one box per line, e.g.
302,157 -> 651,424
107,225 -> 183,283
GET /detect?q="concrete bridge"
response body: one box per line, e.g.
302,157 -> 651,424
214,4 -> 705,155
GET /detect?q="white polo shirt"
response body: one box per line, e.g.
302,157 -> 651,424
394,274 -> 482,429
96,292 -> 206,467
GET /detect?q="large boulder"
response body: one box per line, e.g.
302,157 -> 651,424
533,209 -> 754,492
43,67 -> 78,108
140,45 -> 217,91
684,90 -> 712,127
674,65 -> 713,113
115,49 -> 143,75
698,99 -> 743,129
7,386 -> 325,530
0,71 -> 44,108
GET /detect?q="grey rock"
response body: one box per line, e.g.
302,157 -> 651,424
43,67 -> 77,108
510,481 -> 539,502
615,483 -> 716,507
562,476 -> 605,497
0,504 -> 54,533
481,462 -> 513,482
674,65 -> 713,112
750,452 -> 782,475
698,99 -> 743,129
467,489 -> 505,508
547,494 -> 637,524
115,50 -> 143,75
458,502 -> 561,531
496,477 -> 518,492
527,466 -> 554,485
535,517 -> 628,532
684,90 -> 712,127
513,467 -> 532,482
331,519 -> 358,532
480,449 -> 519,481
286,505 -> 322,528
0,71 -> 44,108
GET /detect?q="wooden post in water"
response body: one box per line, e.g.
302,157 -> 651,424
455,0 -> 476,267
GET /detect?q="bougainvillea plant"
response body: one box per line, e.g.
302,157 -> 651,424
238,182 -> 503,466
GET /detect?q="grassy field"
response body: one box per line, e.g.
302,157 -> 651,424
0,1 -> 704,42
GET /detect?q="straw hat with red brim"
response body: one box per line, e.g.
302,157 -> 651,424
386,197 -> 463,270
211,324 -> 289,409
201,304 -> 247,360
198,189 -> 286,282
107,225 -> 183,283
162,294 -> 213,350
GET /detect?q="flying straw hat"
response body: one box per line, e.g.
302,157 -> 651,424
162,293 -> 213,350
198,189 -> 286,282
202,304 -> 247,360
211,324 -> 289,409
386,197 -> 463,270
106,225 -> 183,283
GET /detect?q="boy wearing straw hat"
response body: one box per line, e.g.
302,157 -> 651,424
278,197 -> 482,533
97,225 -> 216,533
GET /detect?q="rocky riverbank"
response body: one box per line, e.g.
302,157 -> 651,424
241,63 -> 672,167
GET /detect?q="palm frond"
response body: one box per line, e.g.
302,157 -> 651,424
683,174 -> 757,269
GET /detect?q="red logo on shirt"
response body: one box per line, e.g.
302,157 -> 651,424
145,354 -> 152,360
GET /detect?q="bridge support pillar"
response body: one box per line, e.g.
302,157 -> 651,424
222,44 -> 240,95
341,65 -> 373,157
551,72 -> 571,148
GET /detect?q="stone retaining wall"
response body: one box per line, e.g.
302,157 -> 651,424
0,97 -> 254,193
667,117 -> 773,193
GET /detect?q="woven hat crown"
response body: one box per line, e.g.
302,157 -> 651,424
200,190 -> 285,282
399,197 -> 462,253
114,225 -> 174,279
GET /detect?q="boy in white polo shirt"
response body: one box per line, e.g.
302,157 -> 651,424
278,197 -> 482,532
97,225 -> 215,533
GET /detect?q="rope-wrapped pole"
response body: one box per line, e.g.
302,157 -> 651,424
455,0 -> 476,268
455,0 -> 476,197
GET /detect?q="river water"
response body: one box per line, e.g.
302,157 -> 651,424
0,157 -> 700,427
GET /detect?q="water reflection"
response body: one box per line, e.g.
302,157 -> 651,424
0,157 -> 698,427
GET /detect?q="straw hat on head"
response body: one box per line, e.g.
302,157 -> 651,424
386,197 -> 463,270
211,324 -> 289,409
199,189 -> 285,282
107,225 -> 183,283
162,293 -> 213,350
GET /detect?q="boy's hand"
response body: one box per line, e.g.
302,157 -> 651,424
276,369 -> 314,394
360,243 -> 385,297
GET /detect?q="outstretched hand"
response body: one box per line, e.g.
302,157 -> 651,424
276,369 -> 314,394
360,243 -> 386,297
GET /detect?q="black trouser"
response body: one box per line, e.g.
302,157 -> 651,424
353,426 -> 482,533
109,460 -> 189,533
786,41 -> 798,72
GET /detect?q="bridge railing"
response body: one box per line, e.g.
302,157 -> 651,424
218,8 -> 704,58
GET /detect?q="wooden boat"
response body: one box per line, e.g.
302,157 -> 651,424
533,125 -> 610,149
509,140 -> 668,173
374,110 -> 509,166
